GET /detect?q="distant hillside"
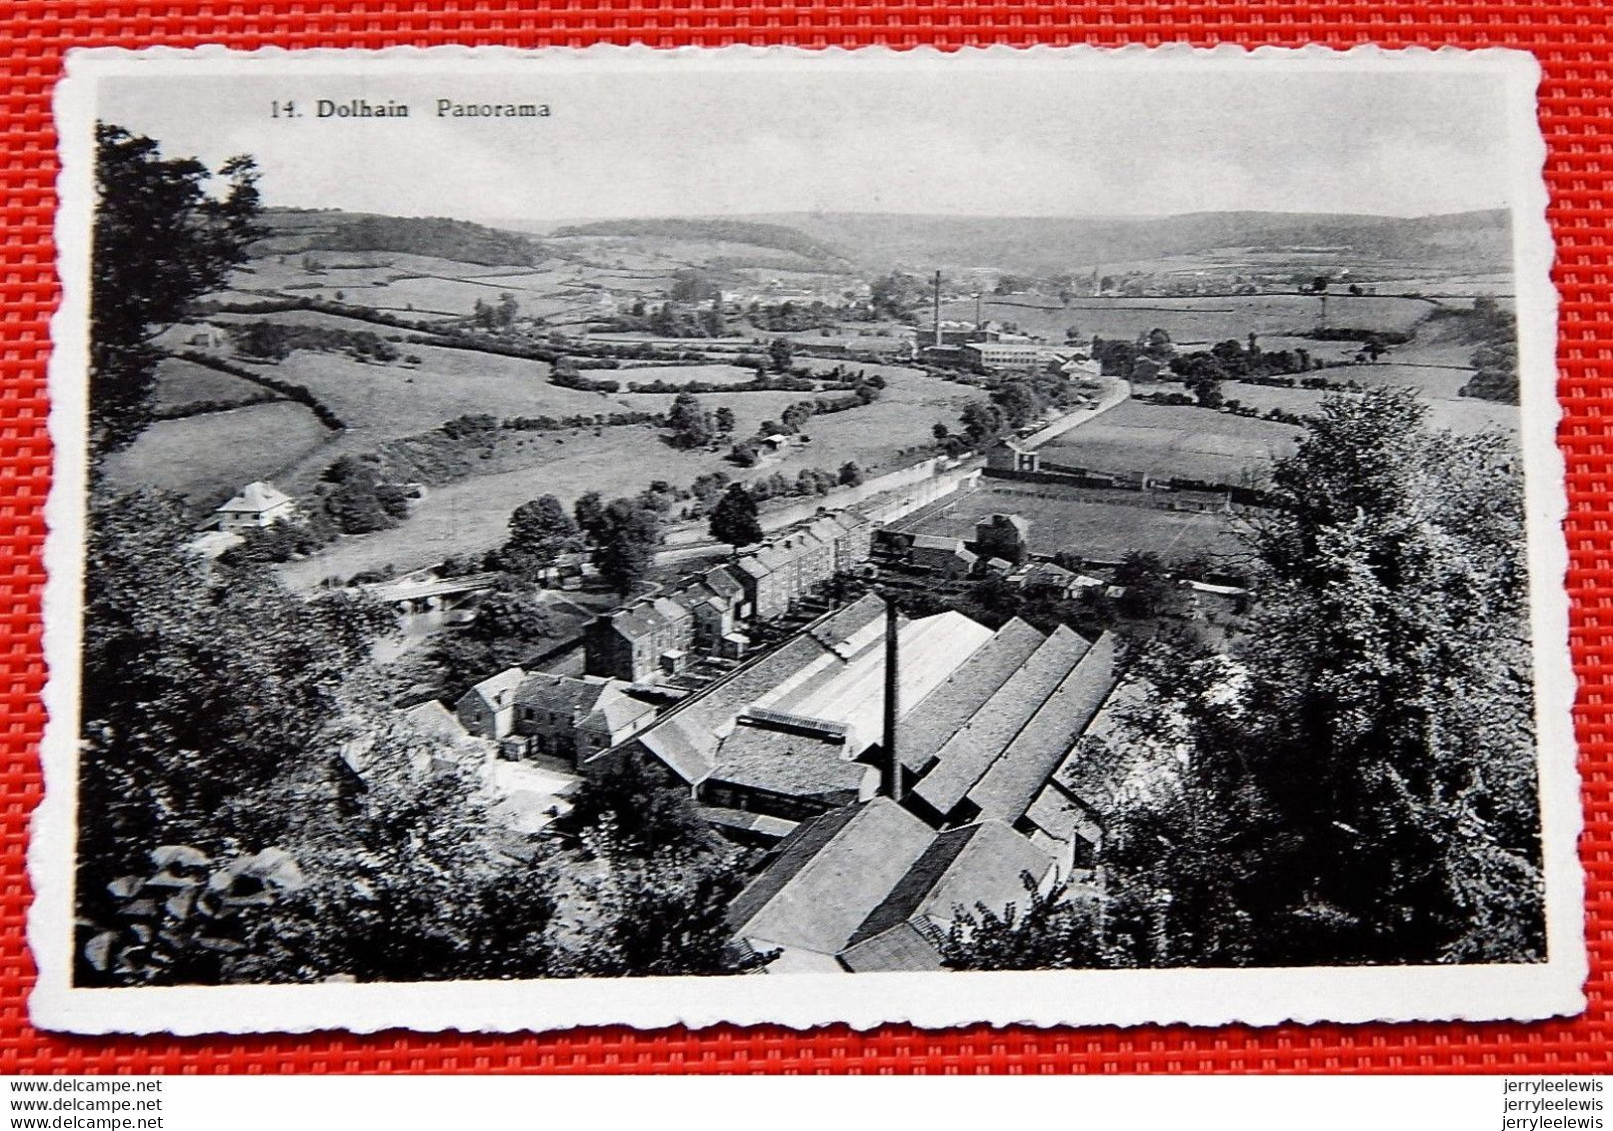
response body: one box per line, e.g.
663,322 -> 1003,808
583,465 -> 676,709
761,209 -> 1513,275
550,217 -> 849,265
254,209 -> 543,267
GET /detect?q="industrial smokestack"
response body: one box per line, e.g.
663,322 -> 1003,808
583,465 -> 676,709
932,270 -> 943,349
882,594 -> 901,800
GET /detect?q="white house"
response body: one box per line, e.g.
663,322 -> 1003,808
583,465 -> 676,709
214,481 -> 296,533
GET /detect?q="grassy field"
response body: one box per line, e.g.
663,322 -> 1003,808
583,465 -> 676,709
261,342 -> 587,442
941,292 -> 1438,347
617,363 -> 763,386
102,402 -> 335,510
1040,400 -> 1301,485
276,365 -> 977,587
149,357 -> 271,413
896,483 -> 1247,563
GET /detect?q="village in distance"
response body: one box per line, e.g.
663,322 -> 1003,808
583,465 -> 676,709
76,122 -> 1543,987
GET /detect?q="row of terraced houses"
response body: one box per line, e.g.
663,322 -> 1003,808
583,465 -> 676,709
583,509 -> 876,683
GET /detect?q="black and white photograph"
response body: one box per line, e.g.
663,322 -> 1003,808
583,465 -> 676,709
33,46 -> 1583,1033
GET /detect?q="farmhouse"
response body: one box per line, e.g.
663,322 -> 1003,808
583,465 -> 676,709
214,480 -> 296,532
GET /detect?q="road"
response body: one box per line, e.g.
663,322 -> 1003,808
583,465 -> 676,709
1018,376 -> 1131,449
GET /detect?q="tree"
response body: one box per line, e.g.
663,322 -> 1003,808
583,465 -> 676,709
714,406 -> 737,435
322,457 -> 397,535
496,291 -> 518,330
500,495 -> 582,578
91,124 -> 263,452
932,422 -> 950,441
77,489 -> 392,956
666,392 -> 713,449
574,491 -> 607,540
1099,388 -> 1542,967
780,401 -> 813,434
837,460 -> 864,487
592,498 -> 661,595
959,400 -> 1006,446
708,483 -> 762,551
429,586 -> 561,691
940,874 -> 1102,971
1112,551 -> 1177,618
767,336 -> 794,372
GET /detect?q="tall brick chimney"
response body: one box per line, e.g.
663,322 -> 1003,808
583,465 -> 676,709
882,594 -> 902,800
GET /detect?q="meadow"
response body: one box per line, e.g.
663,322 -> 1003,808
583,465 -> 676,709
102,402 -> 335,510
1040,401 -> 1302,485
617,363 -> 765,386
275,366 -> 979,588
941,292 -> 1438,347
149,356 -> 270,413
896,483 -> 1247,563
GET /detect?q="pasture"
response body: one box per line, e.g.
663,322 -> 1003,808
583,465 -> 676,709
896,483 -> 1247,563
1040,401 -> 1302,485
276,366 -> 978,588
617,363 -> 763,386
1223,380 -> 1518,438
263,342 -> 596,443
102,402 -> 335,510
149,356 -> 270,413
941,292 -> 1439,347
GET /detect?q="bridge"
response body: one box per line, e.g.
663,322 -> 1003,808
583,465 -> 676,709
363,572 -> 502,612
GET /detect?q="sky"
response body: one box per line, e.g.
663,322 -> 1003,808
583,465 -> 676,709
92,57 -> 1522,222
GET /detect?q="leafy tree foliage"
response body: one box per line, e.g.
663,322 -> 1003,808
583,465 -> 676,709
498,494 -> 582,578
708,483 -> 763,551
591,497 -> 661,596
940,875 -> 1102,971
92,124 -> 262,452
666,392 -> 714,449
1103,388 -> 1542,966
767,337 -> 794,372
77,489 -> 392,956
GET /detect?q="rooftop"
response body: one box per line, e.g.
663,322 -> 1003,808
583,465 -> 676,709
728,798 -> 935,958
515,673 -> 607,718
839,821 -> 1054,972
710,723 -> 872,801
461,667 -> 526,710
216,480 -> 292,515
895,618 -> 1046,772
909,626 -> 1091,817
968,632 -> 1121,824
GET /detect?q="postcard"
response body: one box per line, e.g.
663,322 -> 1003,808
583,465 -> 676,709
33,44 -> 1584,1033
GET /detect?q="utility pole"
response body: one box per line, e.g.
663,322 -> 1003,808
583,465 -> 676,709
932,270 -> 943,348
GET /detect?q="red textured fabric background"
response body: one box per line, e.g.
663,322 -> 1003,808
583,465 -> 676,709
1,1 -> 1607,1075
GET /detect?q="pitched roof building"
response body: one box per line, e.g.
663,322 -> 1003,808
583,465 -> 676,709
727,798 -> 935,972
838,821 -> 1056,973
214,480 -> 296,532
